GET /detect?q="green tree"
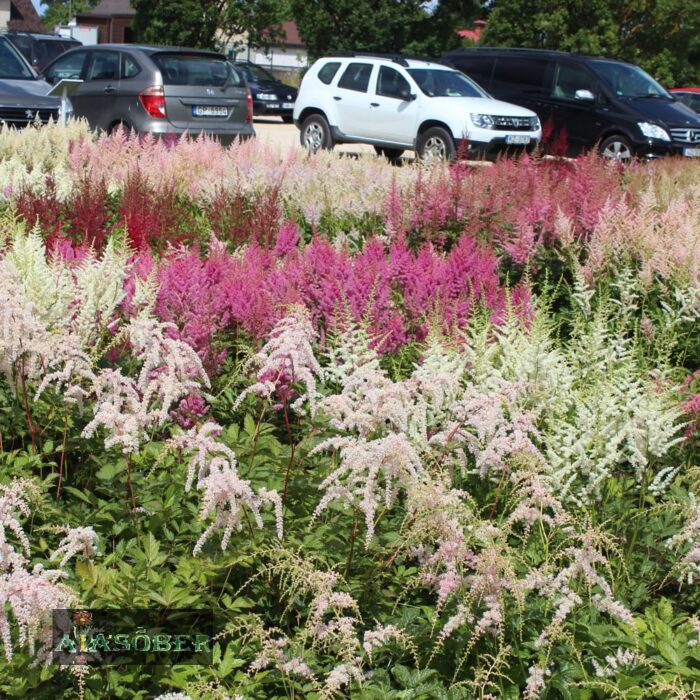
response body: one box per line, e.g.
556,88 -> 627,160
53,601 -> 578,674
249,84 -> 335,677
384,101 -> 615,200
482,0 -> 700,85
41,0 -> 100,31
131,0 -> 289,51
289,0 -> 479,61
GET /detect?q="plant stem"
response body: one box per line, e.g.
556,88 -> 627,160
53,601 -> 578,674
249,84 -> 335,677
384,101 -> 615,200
57,413 -> 68,499
282,401 -> 296,505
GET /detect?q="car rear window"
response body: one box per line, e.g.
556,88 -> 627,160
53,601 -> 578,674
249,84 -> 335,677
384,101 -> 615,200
152,53 -> 232,87
317,61 -> 341,85
35,41 -> 80,68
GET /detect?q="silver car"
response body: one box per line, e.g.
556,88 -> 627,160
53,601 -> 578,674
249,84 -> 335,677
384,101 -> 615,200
0,35 -> 65,127
40,44 -> 255,145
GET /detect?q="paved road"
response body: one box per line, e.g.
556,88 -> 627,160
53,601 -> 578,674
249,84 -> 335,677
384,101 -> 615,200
253,116 -> 388,158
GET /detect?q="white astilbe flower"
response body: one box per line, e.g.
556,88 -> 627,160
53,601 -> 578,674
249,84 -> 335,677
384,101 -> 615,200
0,481 -> 77,665
312,434 -> 424,544
524,663 -> 550,698
429,379 -> 544,480
362,624 -> 404,661
33,333 -> 95,409
323,662 -> 364,695
193,467 -> 283,556
0,268 -> 51,385
3,227 -> 75,329
591,647 -> 642,678
235,307 -> 323,414
0,481 -> 32,562
666,493 -> 700,585
531,536 -> 632,649
69,239 -> 128,344
168,421 -> 238,492
129,315 -> 210,423
319,362 -> 415,439
250,635 -> 315,682
0,564 -> 76,665
51,526 -> 99,567
408,334 -> 465,429
81,368 -> 148,453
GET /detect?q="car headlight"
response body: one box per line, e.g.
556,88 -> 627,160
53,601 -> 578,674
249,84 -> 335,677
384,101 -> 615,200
470,113 -> 495,129
258,93 -> 278,101
531,116 -> 541,131
637,122 -> 670,141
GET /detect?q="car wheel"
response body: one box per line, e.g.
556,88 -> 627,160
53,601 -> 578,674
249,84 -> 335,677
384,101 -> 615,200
374,146 -> 405,163
599,135 -> 633,163
417,127 -> 456,163
300,114 -> 334,152
282,115 -> 294,124
109,121 -> 131,136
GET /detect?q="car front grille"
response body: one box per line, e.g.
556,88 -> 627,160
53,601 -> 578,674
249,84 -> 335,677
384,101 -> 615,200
0,106 -> 59,128
491,116 -> 537,131
670,128 -> 700,143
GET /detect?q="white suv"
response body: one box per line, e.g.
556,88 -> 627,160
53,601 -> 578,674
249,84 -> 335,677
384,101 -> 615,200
293,53 -> 542,161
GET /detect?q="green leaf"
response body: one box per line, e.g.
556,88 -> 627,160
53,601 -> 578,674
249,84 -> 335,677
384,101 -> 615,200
657,640 -> 682,666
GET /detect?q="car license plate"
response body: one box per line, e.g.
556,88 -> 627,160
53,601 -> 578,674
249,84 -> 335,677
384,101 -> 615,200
192,105 -> 228,117
683,147 -> 700,157
282,102 -> 294,109
505,134 -> 531,145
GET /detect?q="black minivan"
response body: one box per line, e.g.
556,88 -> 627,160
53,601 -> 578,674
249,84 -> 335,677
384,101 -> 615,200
441,48 -> 700,161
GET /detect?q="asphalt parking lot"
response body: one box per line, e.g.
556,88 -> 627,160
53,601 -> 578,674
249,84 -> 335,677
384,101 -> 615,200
253,116 -> 390,158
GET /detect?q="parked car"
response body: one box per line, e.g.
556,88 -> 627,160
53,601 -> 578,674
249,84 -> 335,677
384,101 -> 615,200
293,53 -> 541,162
670,88 -> 700,114
0,34 -> 69,128
441,47 -> 700,161
4,31 -> 81,74
230,60 -> 297,122
40,44 -> 255,145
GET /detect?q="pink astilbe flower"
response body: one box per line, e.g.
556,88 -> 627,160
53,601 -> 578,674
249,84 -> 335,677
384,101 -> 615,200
169,392 -> 210,429
0,481 -> 33,561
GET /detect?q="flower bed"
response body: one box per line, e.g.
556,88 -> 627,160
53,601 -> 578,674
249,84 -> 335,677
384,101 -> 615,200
1,125 -> 699,699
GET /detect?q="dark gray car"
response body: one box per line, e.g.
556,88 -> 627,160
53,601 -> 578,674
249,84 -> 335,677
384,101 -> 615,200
0,35 -> 64,127
40,44 -> 255,145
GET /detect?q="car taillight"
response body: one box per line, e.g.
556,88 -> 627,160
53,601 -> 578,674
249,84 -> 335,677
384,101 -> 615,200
139,86 -> 167,119
246,89 -> 253,121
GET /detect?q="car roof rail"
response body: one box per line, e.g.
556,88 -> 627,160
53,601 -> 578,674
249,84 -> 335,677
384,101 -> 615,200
329,51 -> 446,67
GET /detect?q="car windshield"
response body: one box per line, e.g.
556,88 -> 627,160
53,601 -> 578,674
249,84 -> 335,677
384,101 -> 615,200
0,40 -> 35,80
589,60 -> 670,99
244,63 -> 277,82
152,53 -> 233,87
407,68 -> 485,98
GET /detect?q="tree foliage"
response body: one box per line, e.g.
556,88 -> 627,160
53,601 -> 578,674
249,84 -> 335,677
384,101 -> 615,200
482,0 -> 700,85
40,0 -> 100,32
131,0 -> 289,51
290,0 -> 480,61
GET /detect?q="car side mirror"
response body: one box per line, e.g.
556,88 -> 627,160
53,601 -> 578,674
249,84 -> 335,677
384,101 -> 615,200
402,91 -> 417,102
575,89 -> 595,102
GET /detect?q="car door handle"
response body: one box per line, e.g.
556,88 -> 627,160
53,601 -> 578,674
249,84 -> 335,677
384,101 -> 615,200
103,86 -> 116,94
333,96 -> 342,101
370,102 -> 379,107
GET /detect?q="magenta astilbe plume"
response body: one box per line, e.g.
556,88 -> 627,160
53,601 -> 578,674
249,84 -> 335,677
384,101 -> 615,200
156,248 -> 233,367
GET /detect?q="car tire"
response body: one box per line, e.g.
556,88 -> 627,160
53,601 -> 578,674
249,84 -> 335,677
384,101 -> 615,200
282,115 -> 294,124
374,146 -> 405,163
108,121 -> 131,136
417,126 -> 456,162
599,135 -> 633,163
300,114 -> 334,152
